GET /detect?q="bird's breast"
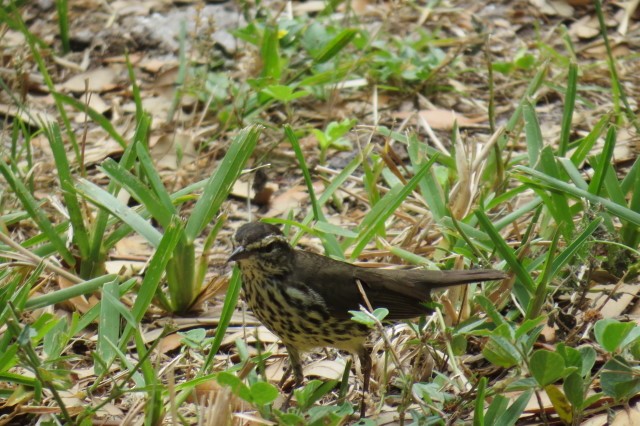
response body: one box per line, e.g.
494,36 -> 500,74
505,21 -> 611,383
239,266 -> 369,352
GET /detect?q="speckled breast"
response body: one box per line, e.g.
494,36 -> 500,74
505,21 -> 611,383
240,266 -> 369,352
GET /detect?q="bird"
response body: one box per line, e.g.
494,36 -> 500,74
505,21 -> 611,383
228,221 -> 507,417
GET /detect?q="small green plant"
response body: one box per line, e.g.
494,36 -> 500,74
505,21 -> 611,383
76,125 -> 261,314
311,119 -> 355,163
492,49 -> 537,74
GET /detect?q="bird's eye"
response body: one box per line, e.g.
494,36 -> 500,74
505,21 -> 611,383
264,243 -> 277,253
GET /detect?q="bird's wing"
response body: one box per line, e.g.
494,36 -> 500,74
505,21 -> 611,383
291,250 -> 431,320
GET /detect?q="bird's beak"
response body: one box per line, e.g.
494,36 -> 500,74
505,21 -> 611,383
228,245 -> 250,262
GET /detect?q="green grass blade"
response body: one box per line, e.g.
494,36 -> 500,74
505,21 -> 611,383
475,210 -> 535,295
75,178 -> 162,247
284,125 -> 321,221
538,147 -> 574,237
622,159 -> 640,246
551,217 -> 603,277
350,155 -> 436,259
570,113 -> 610,166
407,134 -> 447,221
96,280 -> 120,375
557,158 -> 589,190
587,126 -> 616,196
284,125 -> 343,258
202,267 -> 243,372
25,275 -> 118,310
261,25 -> 281,81
185,125 -> 261,242
558,62 -> 577,156
0,161 -> 75,266
135,144 -> 176,214
121,215 -> 183,347
312,29 -> 357,64
100,158 -> 173,229
522,99 -> 543,168
45,123 -> 90,258
527,229 -> 559,319
594,0 -> 640,132
55,0 -> 70,53
515,166 -> 640,226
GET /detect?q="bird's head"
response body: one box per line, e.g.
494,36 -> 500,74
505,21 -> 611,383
229,222 -> 294,272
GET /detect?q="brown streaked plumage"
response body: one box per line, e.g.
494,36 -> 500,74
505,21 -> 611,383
229,221 -> 506,417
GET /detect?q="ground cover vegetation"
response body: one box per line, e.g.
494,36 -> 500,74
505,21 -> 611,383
1,0 -> 640,424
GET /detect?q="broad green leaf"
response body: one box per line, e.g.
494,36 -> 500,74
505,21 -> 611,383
594,319 -> 637,353
530,350 -> 565,386
250,381 -> 279,405
601,357 -> 640,401
563,372 -> 584,409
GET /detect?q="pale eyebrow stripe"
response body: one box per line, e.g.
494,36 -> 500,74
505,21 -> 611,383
245,234 -> 288,250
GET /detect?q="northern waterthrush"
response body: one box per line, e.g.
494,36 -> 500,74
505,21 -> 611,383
229,222 -> 506,416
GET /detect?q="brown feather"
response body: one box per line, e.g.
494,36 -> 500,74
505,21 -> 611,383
290,249 -> 506,320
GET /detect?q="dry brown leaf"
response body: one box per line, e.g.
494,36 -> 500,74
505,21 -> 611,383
80,137 -> 124,165
351,0 -> 375,14
73,94 -> 110,124
292,0 -> 326,14
265,354 -> 288,382
157,333 -> 184,354
233,412 -> 278,425
230,180 -> 278,206
104,260 -> 145,276
266,185 -> 309,216
97,402 -> 124,417
191,378 -> 243,412
582,414 -> 609,426
530,0 -> 574,18
394,109 -> 486,130
540,324 -> 557,343
114,235 -> 154,258
111,0 -> 153,16
599,282 -> 640,319
60,68 -> 118,93
72,366 -> 97,379
570,15 -> 600,39
305,358 -> 347,380
611,406 -> 640,426
149,130 -> 198,170
139,57 -> 177,73
583,43 -> 631,59
58,276 -> 93,314
0,104 -> 57,128
619,0 -> 640,34
221,327 -> 280,347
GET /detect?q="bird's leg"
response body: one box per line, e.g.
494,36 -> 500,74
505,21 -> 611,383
282,344 -> 304,411
278,365 -> 292,388
357,346 -> 372,418
288,346 -> 305,386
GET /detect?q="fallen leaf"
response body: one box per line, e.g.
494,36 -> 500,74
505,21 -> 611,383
149,130 -> 198,170
394,109 -> 486,130
530,0 -> 574,18
305,358 -> 347,380
157,333 -> 184,354
73,94 -> 111,124
58,275 -> 93,314
0,104 -> 57,128
599,282 -> 640,319
114,235 -> 154,258
60,68 -> 119,93
570,15 -> 600,39
611,406 -> 640,426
